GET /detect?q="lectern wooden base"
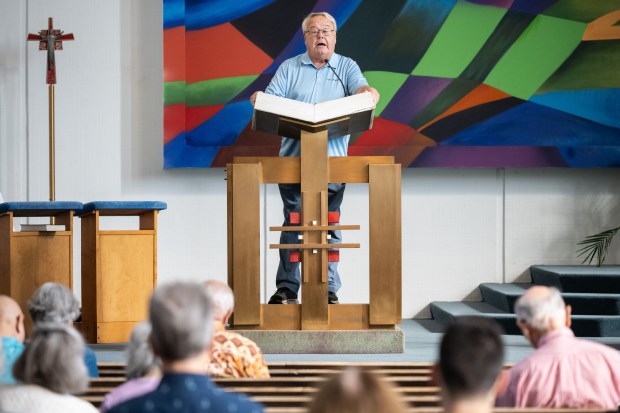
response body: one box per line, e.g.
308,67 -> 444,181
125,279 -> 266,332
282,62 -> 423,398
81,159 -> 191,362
0,201 -> 82,334
75,201 -> 166,343
229,94 -> 402,336
228,135 -> 402,331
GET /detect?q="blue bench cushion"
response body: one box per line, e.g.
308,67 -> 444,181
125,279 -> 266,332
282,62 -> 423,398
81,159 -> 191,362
0,201 -> 83,216
78,201 -> 167,216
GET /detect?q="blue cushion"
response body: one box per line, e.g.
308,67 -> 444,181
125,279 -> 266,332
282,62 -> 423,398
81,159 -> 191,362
0,201 -> 83,215
78,201 -> 167,216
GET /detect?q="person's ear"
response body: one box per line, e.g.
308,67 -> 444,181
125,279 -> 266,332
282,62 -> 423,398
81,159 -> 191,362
224,309 -> 233,326
516,319 -> 530,340
431,363 -> 442,386
565,305 -> 572,328
15,313 -> 25,339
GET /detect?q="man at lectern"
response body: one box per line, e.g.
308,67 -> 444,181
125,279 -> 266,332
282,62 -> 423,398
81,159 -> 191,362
251,12 -> 380,305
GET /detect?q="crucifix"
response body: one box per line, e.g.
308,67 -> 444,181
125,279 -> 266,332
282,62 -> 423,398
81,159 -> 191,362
27,18 -> 74,205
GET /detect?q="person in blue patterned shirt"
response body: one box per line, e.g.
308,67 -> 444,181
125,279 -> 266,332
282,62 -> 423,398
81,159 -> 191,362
108,281 -> 263,413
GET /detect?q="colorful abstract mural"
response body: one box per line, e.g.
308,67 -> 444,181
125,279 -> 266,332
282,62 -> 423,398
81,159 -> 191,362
163,0 -> 620,168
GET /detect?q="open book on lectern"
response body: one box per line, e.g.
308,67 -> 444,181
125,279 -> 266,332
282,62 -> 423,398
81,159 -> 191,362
252,92 -> 375,139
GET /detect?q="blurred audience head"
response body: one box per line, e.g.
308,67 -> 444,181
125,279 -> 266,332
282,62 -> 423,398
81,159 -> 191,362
126,321 -> 161,379
515,286 -> 570,347
0,295 -> 25,343
437,317 -> 504,410
149,281 -> 214,365
307,368 -> 407,413
203,280 -> 234,325
28,282 -> 80,325
13,322 -> 88,394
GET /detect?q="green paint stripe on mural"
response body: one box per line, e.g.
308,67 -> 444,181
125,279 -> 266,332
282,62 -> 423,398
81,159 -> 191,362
185,75 -> 259,106
542,0 -> 620,23
484,15 -> 586,100
412,0 -> 506,78
363,71 -> 409,117
537,41 -> 620,93
164,81 -> 186,106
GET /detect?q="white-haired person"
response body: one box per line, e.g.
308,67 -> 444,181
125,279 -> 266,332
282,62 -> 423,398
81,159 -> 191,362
107,282 -> 264,413
100,321 -> 162,412
0,323 -> 98,412
203,280 -> 269,378
28,282 -> 99,377
251,11 -> 379,306
496,285 -> 620,408
0,295 -> 26,383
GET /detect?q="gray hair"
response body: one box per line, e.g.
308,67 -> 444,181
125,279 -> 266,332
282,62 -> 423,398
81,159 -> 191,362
203,280 -> 234,321
28,282 -> 80,324
515,286 -> 566,332
13,323 -> 88,394
126,321 -> 161,379
149,281 -> 214,362
302,12 -> 337,33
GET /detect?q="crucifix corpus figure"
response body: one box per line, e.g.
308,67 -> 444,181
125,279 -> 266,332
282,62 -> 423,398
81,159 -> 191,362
27,17 -> 74,84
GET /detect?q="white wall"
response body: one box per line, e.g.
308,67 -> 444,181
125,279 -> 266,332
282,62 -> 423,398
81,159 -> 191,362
1,0 -> 618,319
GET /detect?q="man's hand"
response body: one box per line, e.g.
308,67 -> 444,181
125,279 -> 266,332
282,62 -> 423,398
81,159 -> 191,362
250,91 -> 261,107
355,85 -> 380,105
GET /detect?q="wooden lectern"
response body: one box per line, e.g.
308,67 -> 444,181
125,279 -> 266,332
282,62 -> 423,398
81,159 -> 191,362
75,201 -> 166,343
227,93 -> 401,331
0,201 -> 83,334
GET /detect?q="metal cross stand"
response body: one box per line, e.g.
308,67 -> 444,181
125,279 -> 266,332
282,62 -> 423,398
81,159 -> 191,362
27,17 -> 74,211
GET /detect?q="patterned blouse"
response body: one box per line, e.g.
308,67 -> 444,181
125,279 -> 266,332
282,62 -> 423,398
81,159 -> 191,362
207,330 -> 270,379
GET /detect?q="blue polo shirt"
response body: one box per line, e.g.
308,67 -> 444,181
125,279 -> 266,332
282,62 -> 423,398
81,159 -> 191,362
108,372 -> 263,413
265,52 -> 368,157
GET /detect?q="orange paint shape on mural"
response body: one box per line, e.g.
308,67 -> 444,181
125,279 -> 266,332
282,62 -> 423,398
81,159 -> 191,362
164,26 -> 186,83
418,84 -> 510,132
186,23 -> 273,83
583,10 -> 620,41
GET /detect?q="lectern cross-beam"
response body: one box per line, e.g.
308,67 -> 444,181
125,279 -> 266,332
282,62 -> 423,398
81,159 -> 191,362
227,92 -> 401,331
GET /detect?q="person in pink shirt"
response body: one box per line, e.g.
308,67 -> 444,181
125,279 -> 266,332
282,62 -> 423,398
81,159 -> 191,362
496,285 -> 620,408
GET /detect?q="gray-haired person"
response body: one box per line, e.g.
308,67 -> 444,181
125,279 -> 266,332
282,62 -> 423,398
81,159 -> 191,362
108,281 -> 264,413
250,11 -> 380,305
100,321 -> 162,412
203,280 -> 270,378
0,323 -> 98,413
27,282 -> 99,377
497,285 -> 620,408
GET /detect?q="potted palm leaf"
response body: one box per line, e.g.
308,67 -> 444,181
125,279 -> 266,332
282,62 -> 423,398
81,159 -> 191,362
577,226 -> 620,267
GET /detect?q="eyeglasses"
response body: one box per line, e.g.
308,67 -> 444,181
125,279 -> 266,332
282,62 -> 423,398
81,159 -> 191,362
304,29 -> 335,37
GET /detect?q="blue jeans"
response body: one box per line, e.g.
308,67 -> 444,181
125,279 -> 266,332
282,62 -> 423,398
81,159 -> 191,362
275,183 -> 345,294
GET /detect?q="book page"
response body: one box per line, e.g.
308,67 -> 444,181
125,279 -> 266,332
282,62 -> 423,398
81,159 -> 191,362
254,93 -> 315,123
314,92 -> 375,123
254,92 -> 374,124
